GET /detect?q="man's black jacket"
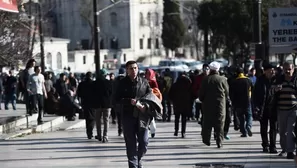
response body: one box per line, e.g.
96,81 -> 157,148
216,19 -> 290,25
77,79 -> 94,107
115,76 -> 151,117
252,74 -> 276,119
93,77 -> 113,109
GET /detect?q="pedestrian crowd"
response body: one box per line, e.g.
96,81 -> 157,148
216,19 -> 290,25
2,58 -> 297,168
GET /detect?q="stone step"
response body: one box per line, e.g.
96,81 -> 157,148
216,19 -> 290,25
0,114 -> 66,140
0,114 -> 38,134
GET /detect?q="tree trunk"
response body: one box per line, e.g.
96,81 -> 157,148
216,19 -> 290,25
204,29 -> 209,60
279,54 -> 285,65
293,54 -> 297,66
89,26 -> 94,49
195,41 -> 200,60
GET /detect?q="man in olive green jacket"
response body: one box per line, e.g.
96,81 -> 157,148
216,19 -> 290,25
198,61 -> 229,148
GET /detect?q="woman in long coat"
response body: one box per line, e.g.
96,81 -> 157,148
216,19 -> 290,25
169,73 -> 193,138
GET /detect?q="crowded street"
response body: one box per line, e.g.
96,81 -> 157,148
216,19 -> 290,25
0,120 -> 295,168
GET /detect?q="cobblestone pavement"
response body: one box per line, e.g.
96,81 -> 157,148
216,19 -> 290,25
0,120 -> 296,168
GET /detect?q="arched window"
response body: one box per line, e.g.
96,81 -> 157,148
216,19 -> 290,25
56,52 -> 62,69
34,53 -> 41,65
110,12 -> 117,27
83,56 -> 86,64
155,12 -> 159,26
147,12 -> 151,26
139,12 -> 144,26
46,53 -> 52,65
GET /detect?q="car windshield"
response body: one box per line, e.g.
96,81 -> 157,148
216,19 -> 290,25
159,61 -> 183,66
186,61 -> 201,67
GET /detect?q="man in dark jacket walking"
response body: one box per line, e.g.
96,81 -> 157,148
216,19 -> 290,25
115,60 -> 151,168
77,72 -> 95,139
252,64 -> 277,153
231,68 -> 253,137
112,68 -> 126,136
94,69 -> 113,143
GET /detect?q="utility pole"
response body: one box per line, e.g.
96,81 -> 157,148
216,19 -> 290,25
93,0 -> 123,78
93,0 -> 100,78
37,2 -> 45,73
253,0 -> 265,76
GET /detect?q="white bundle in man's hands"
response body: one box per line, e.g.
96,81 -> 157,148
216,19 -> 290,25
136,101 -> 144,109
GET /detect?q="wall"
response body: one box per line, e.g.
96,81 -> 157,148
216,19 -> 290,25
32,38 -> 69,71
68,49 -> 136,73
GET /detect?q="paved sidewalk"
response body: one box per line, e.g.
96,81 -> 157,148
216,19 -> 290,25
0,120 -> 296,168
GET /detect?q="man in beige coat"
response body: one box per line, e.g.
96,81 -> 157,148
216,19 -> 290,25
199,61 -> 229,148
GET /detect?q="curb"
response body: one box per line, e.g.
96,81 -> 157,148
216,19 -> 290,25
32,116 -> 66,133
3,116 -> 66,140
3,129 -> 32,140
65,120 -> 85,130
0,114 -> 38,134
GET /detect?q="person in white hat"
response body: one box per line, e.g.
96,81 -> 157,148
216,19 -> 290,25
198,61 -> 229,148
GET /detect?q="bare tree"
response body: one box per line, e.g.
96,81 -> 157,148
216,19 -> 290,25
79,0 -> 95,49
183,1 -> 203,60
0,11 -> 31,66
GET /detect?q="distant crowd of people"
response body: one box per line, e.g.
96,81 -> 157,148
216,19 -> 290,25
2,58 -> 297,167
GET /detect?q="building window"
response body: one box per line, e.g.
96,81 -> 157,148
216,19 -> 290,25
113,54 -> 117,59
83,55 -> 86,64
81,39 -> 89,50
46,53 -> 52,66
155,38 -> 159,49
104,55 -> 107,60
81,17 -> 88,27
147,38 -> 151,49
68,53 -> 75,62
139,12 -> 144,26
155,12 -> 159,26
147,12 -> 151,26
139,38 -> 143,49
110,38 -> 118,49
123,54 -> 126,62
56,52 -> 62,69
110,12 -> 117,27
100,39 -> 104,49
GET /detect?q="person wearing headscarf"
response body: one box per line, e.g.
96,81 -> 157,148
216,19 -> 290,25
145,69 -> 162,138
199,61 -> 229,148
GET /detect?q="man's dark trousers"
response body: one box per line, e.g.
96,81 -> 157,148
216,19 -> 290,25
260,109 -> 277,149
83,107 -> 96,138
122,115 -> 149,168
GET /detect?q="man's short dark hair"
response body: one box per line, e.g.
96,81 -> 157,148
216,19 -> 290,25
236,67 -> 244,74
60,73 -> 65,78
202,64 -> 209,68
125,60 -> 137,68
250,68 -> 255,72
86,71 -> 92,79
34,66 -> 40,72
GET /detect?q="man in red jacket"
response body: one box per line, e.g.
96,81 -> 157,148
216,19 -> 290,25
192,64 -> 209,124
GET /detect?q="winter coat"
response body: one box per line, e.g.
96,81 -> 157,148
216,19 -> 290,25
198,72 -> 229,120
169,75 -> 193,117
138,92 -> 163,130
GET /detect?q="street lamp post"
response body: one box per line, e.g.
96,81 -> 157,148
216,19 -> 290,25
22,0 -> 45,72
93,0 -> 100,78
253,0 -> 265,76
37,2 -> 45,73
93,0 -> 123,79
